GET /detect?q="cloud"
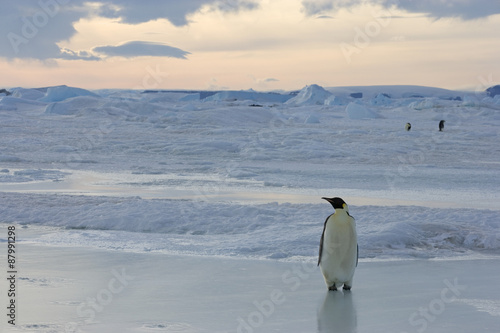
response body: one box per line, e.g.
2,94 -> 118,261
96,0 -> 214,26
301,0 -> 500,20
95,0 -> 260,26
59,48 -> 101,61
301,0 -> 336,16
315,15 -> 335,19
392,0 -> 500,20
249,76 -> 280,88
0,0 -> 258,61
93,41 -> 190,59
0,1 -> 83,60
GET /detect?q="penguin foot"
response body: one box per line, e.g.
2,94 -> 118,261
343,285 -> 352,291
328,284 -> 337,291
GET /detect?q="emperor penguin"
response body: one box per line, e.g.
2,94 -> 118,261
439,120 -> 445,131
405,122 -> 411,131
318,197 -> 358,291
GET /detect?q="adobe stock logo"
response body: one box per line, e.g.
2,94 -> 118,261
7,0 -> 70,54
236,261 -> 316,333
402,278 -> 467,333
64,267 -> 135,332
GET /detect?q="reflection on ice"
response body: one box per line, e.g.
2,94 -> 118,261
318,291 -> 357,333
1,168 -> 498,209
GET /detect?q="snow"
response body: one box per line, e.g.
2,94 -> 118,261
1,82 -> 499,260
44,96 -> 103,115
324,95 -> 349,106
326,85 -> 463,100
39,85 -> 100,103
462,95 -> 481,107
408,97 -> 441,110
1,83 -> 499,331
11,87 -> 45,100
204,90 -> 291,103
370,93 -> 392,106
345,102 -> 381,119
0,96 -> 46,111
2,191 -> 499,260
285,84 -> 332,106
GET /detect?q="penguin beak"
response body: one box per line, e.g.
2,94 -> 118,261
321,197 -> 333,204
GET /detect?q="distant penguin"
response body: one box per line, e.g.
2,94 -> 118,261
405,122 -> 411,131
439,120 -> 445,131
318,197 -> 358,291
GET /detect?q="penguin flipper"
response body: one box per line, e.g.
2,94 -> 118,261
356,244 -> 358,267
318,215 -> 331,266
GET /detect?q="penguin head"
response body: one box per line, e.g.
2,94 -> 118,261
322,197 -> 348,211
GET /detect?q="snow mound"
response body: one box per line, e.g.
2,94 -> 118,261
408,98 -> 440,110
179,103 -> 198,111
370,93 -> 392,106
462,95 -> 480,107
11,88 -> 45,100
2,193 -> 500,260
486,85 -> 500,98
324,95 -> 349,106
103,99 -> 158,115
327,85 -> 461,100
304,114 -> 320,124
39,85 -> 99,103
179,93 -> 200,102
44,96 -> 103,115
286,84 -> 332,106
204,90 -> 290,103
345,102 -> 381,119
0,96 -> 46,110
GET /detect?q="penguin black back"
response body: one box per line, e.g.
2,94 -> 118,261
439,120 -> 445,131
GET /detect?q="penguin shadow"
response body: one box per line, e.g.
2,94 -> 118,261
317,291 -> 357,333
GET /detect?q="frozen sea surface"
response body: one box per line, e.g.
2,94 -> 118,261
1,84 -> 499,261
6,242 -> 500,333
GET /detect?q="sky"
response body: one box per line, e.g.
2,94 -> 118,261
1,0 -> 499,91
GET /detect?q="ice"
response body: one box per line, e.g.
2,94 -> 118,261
1,82 -> 500,332
0,155 -> 22,162
327,85 -> 462,100
370,93 -> 392,106
204,89 -> 291,103
304,113 -> 321,124
1,83 -> 500,260
324,95 -> 349,105
285,84 -> 332,106
486,84 -> 500,97
345,102 -> 381,119
408,97 -> 441,110
11,87 -> 45,100
179,93 -> 201,102
1,192 -> 499,260
44,96 -> 103,115
11,241 -> 500,333
39,85 -> 99,102
0,96 -> 46,111
0,169 -> 68,183
462,95 -> 481,107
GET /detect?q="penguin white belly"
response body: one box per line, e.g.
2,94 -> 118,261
320,214 -> 357,287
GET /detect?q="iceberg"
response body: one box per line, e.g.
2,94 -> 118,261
285,84 -> 332,106
39,85 -> 100,103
